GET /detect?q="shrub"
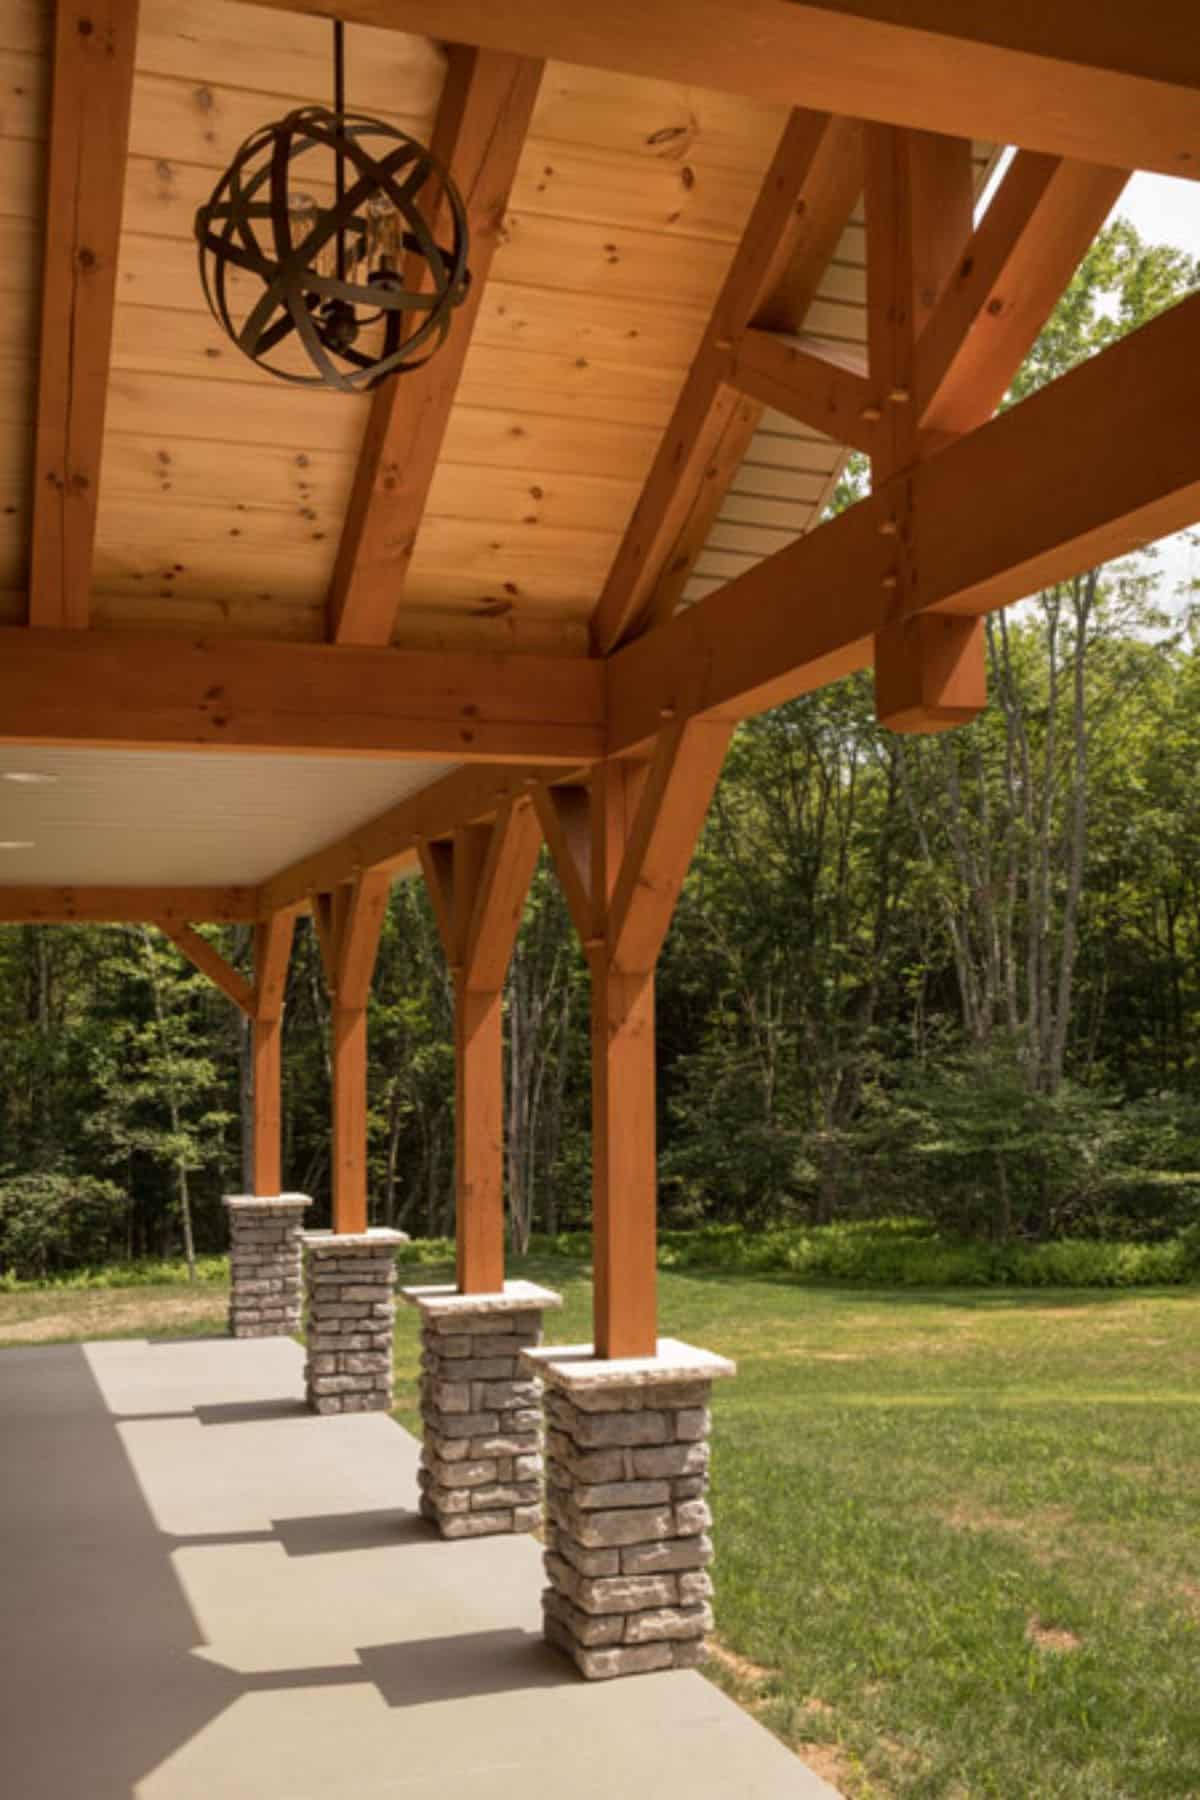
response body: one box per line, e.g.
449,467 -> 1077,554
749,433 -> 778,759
0,1172 -> 130,1281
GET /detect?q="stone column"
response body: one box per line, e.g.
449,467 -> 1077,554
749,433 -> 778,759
402,1280 -> 563,1539
522,1339 -> 735,1680
223,1194 -> 311,1339
301,1228 -> 408,1414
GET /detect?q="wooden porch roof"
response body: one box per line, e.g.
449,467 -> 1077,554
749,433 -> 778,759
0,0 -> 1197,920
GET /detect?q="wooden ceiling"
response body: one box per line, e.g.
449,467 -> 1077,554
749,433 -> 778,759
1,0 -> 1198,918
3,0 -> 870,655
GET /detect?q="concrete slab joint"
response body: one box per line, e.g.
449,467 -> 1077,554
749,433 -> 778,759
223,1193 -> 312,1340
302,1228 -> 409,1415
402,1280 -> 564,1540
522,1338 -> 737,1681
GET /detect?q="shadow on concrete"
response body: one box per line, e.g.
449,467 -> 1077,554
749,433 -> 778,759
273,1507 -> 431,1557
193,1397 -> 308,1426
0,1346 -> 564,1800
163,1508 -> 431,1559
360,1628 -> 574,1706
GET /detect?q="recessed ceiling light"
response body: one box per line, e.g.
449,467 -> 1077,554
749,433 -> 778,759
2,771 -> 58,785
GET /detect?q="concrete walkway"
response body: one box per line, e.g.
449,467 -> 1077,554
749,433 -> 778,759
1,1336 -> 838,1799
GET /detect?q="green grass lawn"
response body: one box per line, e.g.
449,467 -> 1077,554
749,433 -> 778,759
4,1257 -> 1199,1797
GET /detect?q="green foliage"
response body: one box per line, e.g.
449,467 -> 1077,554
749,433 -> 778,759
511,1219 -> 1200,1288
0,1172 -> 129,1281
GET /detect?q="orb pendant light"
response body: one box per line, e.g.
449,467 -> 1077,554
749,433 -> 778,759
193,22 -> 470,393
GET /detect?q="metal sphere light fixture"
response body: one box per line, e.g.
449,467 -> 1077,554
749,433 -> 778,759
194,24 -> 470,393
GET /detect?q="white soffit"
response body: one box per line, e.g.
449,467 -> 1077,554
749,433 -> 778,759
0,748 -> 457,887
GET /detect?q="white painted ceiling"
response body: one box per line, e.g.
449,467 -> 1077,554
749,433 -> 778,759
0,747 -> 455,887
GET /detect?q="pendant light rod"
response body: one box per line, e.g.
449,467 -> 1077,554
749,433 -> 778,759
334,18 -> 347,284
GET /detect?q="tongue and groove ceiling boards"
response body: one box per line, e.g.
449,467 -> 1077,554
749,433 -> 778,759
1,0 -> 909,655
1,0 -> 1198,913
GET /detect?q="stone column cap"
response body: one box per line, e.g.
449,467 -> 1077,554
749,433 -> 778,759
301,1227 -> 410,1251
401,1278 -> 563,1316
223,1192 -> 313,1210
521,1337 -> 736,1390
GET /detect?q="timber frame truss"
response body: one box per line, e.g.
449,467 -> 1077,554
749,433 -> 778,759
8,0 -> 1200,1356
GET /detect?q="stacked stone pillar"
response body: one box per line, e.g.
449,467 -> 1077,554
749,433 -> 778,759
523,1339 -> 735,1680
223,1194 -> 311,1338
301,1228 -> 408,1414
403,1281 -> 562,1539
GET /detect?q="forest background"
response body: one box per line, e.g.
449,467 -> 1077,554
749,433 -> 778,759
3,222 -> 1200,1282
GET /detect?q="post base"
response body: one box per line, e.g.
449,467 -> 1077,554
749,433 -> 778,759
301,1229 -> 408,1415
521,1339 -> 735,1679
403,1281 -> 563,1538
223,1194 -> 311,1339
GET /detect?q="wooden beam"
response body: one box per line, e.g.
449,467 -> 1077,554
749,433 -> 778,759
30,0 -> 139,630
260,762 -> 570,916
865,125 -> 975,480
254,911 -> 298,1022
460,800 -> 542,992
915,153 -> 1130,437
874,615 -> 987,733
608,286 -> 1200,752
729,330 -> 880,457
865,126 -> 983,728
245,0 -> 1200,180
608,721 -> 733,972
336,869 -> 392,1010
590,110 -> 862,654
0,632 -> 604,765
330,48 -> 544,645
160,923 -> 256,1015
0,887 -> 259,924
531,784 -> 593,942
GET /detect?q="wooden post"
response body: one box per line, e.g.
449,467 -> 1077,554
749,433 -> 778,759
419,801 -> 542,1294
251,1015 -> 284,1196
590,960 -> 658,1358
331,1005 -> 370,1234
251,909 -> 296,1197
538,722 -> 732,1359
314,873 -> 390,1234
454,986 -> 505,1292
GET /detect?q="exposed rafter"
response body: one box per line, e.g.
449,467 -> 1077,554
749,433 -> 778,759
0,631 -> 604,764
245,0 -> 1200,180
914,152 -> 1130,438
727,330 -> 880,458
590,108 -> 863,653
607,285 -> 1200,753
30,0 -> 139,629
329,47 -> 544,645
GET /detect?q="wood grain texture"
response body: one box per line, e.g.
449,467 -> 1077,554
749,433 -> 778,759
915,153 -> 1130,436
244,0 -> 1200,179
330,48 -> 544,645
590,109 -> 862,653
30,0 -> 139,628
160,921 -> 255,1013
0,886 -> 260,923
0,629 -> 604,763
609,286 -> 1200,753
